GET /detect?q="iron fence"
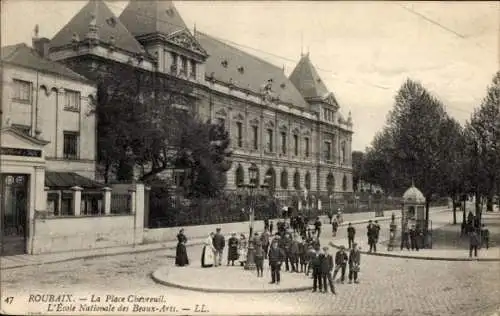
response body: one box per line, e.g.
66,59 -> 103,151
110,193 -> 132,214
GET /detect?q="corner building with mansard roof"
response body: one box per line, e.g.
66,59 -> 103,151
46,0 -> 354,203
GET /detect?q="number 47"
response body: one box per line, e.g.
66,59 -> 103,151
4,297 -> 14,304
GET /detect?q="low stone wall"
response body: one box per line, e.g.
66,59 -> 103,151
31,214 -> 139,254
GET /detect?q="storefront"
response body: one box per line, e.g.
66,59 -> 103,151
0,127 -> 48,256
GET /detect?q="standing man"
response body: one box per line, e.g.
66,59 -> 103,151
328,210 -> 333,224
400,225 -> 410,251
409,224 -> 419,251
332,218 -> 339,237
374,220 -> 381,246
260,228 -> 270,259
268,240 -> 285,284
314,217 -> 322,239
311,245 -> 323,293
290,236 -> 300,272
254,233 -> 264,277
212,228 -> 225,267
469,228 -> 480,258
347,223 -> 356,249
367,220 -> 376,253
283,233 -> 293,272
348,243 -> 361,284
333,245 -> 348,283
320,247 -> 336,294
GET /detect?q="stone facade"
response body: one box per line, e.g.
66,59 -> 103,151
46,0 -> 354,200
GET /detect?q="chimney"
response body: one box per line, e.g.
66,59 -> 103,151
33,37 -> 50,58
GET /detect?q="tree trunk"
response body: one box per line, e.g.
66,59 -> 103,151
425,199 -> 430,231
475,191 -> 481,226
452,196 -> 457,225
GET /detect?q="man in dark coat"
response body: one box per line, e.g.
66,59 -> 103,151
367,220 -> 377,253
348,243 -> 361,284
290,237 -> 299,272
311,246 -> 323,292
283,233 -> 293,272
332,218 -> 339,237
213,228 -> 225,267
409,225 -> 419,251
400,226 -> 410,250
314,217 -> 322,239
320,247 -> 336,294
469,228 -> 480,258
260,229 -> 271,259
268,240 -> 285,284
227,233 -> 239,266
347,223 -> 356,249
332,245 -> 348,283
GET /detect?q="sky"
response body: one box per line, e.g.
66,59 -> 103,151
2,1 -> 499,151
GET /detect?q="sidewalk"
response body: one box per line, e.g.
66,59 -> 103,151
1,207 -> 448,270
330,210 -> 500,261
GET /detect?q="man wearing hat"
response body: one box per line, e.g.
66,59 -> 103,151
320,247 -> 336,294
333,245 -> 348,283
268,239 -> 285,284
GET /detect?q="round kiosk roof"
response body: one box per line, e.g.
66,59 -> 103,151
402,185 -> 426,204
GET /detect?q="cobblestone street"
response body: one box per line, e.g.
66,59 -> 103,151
3,218 -> 500,316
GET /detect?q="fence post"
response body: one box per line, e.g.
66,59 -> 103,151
103,187 -> 112,215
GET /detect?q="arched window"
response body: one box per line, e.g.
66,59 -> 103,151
248,164 -> 259,187
326,173 -> 335,194
293,170 -> 301,190
342,174 -> 348,191
265,167 -> 276,190
280,169 -> 288,189
305,171 -> 311,190
235,164 -> 244,187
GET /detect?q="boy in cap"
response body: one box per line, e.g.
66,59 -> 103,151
333,245 -> 348,283
320,247 -> 336,294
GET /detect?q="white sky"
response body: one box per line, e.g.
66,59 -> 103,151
2,1 -> 499,151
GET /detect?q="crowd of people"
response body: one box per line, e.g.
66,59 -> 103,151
175,215 -> 364,294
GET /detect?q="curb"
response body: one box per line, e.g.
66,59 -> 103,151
1,208 -> 451,269
150,270 -> 312,294
329,243 -> 500,262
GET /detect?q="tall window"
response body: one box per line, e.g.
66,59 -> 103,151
293,134 -> 299,156
324,141 -> 331,161
13,79 -> 31,102
252,126 -> 258,150
305,172 -> 311,190
170,52 -> 178,73
64,90 -> 80,111
63,132 -> 79,159
293,171 -> 301,190
181,56 -> 188,75
281,132 -> 287,154
266,129 -> 273,152
236,122 -> 243,148
304,137 -> 310,157
280,170 -> 288,189
190,60 -> 196,79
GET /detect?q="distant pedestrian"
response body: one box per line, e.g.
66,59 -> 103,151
348,243 -> 361,284
469,229 -> 480,258
401,226 -> 410,250
227,233 -> 239,266
347,223 -> 356,249
238,234 -> 248,266
320,247 -> 336,294
254,233 -> 265,277
283,233 -> 293,272
212,228 -> 225,267
374,220 -> 381,243
480,224 -> 489,249
332,218 -> 339,237
367,220 -> 377,253
201,232 -> 215,268
260,229 -> 270,259
305,244 -> 316,277
175,229 -> 189,267
268,240 -> 285,284
328,211 -> 333,224
298,237 -> 307,273
311,246 -> 322,292
290,236 -> 300,272
333,246 -> 348,283
264,219 -> 270,231
314,217 -> 322,239
409,225 -> 419,251
270,221 -> 274,234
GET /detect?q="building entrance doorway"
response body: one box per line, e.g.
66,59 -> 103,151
1,174 -> 29,256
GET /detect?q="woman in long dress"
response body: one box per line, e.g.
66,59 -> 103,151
175,228 -> 189,266
201,232 -> 215,268
227,233 -> 239,266
238,234 -> 248,266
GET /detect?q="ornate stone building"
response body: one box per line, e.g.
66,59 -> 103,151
45,0 -> 354,202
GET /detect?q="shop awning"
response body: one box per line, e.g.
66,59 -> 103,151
45,171 -> 105,190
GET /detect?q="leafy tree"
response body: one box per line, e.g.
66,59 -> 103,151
463,71 -> 500,218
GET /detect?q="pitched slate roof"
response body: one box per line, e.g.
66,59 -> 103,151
195,31 -> 309,109
1,43 -> 91,83
50,0 -> 145,55
119,0 -> 189,37
289,53 -> 331,99
45,171 -> 104,189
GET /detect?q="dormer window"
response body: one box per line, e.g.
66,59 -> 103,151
238,66 -> 244,74
221,59 -> 228,68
